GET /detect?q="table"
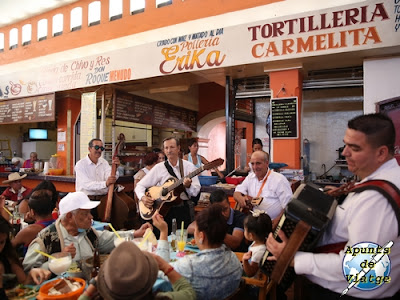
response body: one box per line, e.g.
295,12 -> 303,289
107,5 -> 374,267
152,237 -> 200,292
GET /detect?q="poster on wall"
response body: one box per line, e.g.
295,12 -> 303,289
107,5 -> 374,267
114,90 -> 197,131
377,96 -> 400,165
0,94 -> 55,124
270,97 -> 298,139
80,92 -> 97,159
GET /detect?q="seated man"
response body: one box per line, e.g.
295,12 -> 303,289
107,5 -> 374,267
74,138 -> 120,221
1,173 -> 32,204
234,151 -> 292,223
23,191 -> 151,271
12,190 -> 56,255
188,189 -> 247,252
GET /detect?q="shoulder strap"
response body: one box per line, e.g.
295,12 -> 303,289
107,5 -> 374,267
316,180 -> 400,254
164,160 -> 178,178
86,228 -> 99,250
349,179 -> 400,235
179,158 -> 184,178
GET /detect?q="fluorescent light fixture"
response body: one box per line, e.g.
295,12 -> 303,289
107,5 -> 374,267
149,85 -> 190,93
264,63 -> 303,73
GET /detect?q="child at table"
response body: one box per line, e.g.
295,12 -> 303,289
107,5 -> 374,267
242,209 -> 272,278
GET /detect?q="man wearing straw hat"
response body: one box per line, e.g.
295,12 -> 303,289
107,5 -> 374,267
22,191 -> 151,272
1,172 -> 32,203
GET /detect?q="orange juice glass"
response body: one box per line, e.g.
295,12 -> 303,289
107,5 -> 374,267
177,240 -> 186,252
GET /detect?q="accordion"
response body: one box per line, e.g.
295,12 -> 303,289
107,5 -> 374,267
260,182 -> 338,291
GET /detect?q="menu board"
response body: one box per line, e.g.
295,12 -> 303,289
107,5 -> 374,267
114,90 -> 197,131
0,94 -> 55,125
271,97 -> 298,139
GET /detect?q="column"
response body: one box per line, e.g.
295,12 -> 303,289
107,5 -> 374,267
269,69 -> 303,169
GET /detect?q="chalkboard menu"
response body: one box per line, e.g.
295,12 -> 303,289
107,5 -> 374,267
0,94 -> 55,125
114,90 -> 197,131
271,97 -> 298,139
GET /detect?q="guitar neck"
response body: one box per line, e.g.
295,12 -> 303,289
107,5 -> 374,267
167,165 -> 204,192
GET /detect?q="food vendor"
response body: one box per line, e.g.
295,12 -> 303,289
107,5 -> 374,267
22,152 -> 38,169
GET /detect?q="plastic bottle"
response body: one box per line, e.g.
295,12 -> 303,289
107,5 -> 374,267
171,218 -> 177,251
91,247 -> 101,279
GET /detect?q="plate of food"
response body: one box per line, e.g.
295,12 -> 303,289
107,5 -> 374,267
186,239 -> 199,250
6,284 -> 39,300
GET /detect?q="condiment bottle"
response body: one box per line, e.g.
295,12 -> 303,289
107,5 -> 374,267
91,247 -> 101,279
171,218 -> 177,251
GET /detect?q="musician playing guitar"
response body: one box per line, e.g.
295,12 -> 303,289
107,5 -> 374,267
135,137 -> 201,233
75,138 -> 120,220
234,151 -> 292,224
266,114 -> 400,300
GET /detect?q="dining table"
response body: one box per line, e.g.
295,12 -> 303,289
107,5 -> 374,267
5,228 -> 199,299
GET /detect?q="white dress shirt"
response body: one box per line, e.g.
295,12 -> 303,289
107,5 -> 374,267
75,155 -> 118,195
135,159 -> 201,201
294,158 -> 400,298
234,169 -> 292,219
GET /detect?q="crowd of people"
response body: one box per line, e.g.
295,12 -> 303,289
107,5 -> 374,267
0,113 -> 399,299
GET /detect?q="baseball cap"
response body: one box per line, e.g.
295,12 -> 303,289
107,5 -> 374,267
59,191 -> 100,216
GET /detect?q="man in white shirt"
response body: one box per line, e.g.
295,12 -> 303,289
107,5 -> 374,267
267,113 -> 400,299
75,138 -> 119,220
135,137 -> 201,233
234,151 -> 292,221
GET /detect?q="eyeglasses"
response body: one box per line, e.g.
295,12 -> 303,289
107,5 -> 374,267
92,145 -> 105,151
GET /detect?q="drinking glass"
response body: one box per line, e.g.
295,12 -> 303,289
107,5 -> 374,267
176,229 -> 187,257
48,252 -> 72,276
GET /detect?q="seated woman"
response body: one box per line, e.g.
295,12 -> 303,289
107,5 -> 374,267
0,216 -> 51,298
183,138 -> 224,178
18,180 -> 58,223
154,205 -> 243,300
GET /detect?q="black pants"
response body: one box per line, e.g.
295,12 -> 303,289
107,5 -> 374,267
140,200 -> 192,238
164,201 -> 192,235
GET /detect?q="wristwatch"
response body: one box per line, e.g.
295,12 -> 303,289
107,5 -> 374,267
89,277 -> 97,288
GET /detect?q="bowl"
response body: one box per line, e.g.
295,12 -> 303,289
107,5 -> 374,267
198,175 -> 218,186
48,168 -> 63,175
66,262 -> 85,280
38,277 -> 85,300
225,176 -> 245,185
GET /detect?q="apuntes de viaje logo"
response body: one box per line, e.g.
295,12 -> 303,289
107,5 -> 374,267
341,241 -> 393,296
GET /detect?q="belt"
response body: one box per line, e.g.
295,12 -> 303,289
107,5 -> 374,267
88,195 -> 105,201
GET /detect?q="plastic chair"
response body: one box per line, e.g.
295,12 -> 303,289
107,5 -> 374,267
235,252 -> 270,300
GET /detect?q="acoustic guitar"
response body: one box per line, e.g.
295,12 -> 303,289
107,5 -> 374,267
239,196 -> 263,214
139,158 -> 224,220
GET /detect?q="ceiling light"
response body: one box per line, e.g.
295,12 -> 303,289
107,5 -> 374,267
149,85 -> 190,93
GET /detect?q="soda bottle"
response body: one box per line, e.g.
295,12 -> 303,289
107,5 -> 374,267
91,247 -> 100,278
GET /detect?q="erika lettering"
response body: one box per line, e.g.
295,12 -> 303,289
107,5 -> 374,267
159,37 -> 226,74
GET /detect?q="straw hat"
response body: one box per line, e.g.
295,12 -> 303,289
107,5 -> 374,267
97,241 -> 158,300
2,172 -> 27,184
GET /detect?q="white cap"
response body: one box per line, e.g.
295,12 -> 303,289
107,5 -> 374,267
59,192 -> 100,216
